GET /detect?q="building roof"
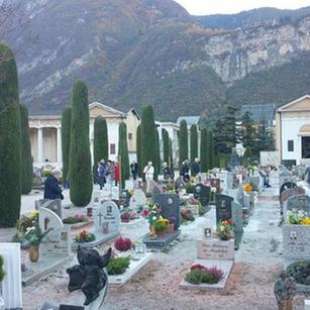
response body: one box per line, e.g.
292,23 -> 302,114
277,95 -> 310,112
176,116 -> 200,127
89,102 -> 126,117
241,104 -> 276,123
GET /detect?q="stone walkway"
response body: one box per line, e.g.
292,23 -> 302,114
20,182 -> 307,309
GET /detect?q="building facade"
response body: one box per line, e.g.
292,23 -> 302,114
29,102 -> 140,168
276,95 -> 310,165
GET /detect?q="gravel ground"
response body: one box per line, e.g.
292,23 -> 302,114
7,174 -> 308,309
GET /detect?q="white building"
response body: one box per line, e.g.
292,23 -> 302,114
276,95 -> 310,165
156,121 -> 180,166
29,102 -> 140,168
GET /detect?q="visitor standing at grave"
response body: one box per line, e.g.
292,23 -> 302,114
144,161 -> 154,193
130,161 -> 139,180
44,170 -> 64,200
114,161 -> 120,186
163,162 -> 173,180
106,160 -> 114,187
180,160 -> 190,183
191,158 -> 201,178
98,160 -> 107,190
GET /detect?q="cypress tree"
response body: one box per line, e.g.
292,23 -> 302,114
141,105 -> 156,169
136,124 -> 142,176
190,124 -> 198,162
168,138 -> 174,170
69,81 -> 93,207
0,44 -> 21,227
162,129 -> 170,165
118,122 -> 129,188
206,130 -> 215,170
20,104 -> 33,194
200,128 -> 208,173
93,116 -> 108,165
154,128 -> 160,180
179,120 -> 188,166
61,107 -> 71,183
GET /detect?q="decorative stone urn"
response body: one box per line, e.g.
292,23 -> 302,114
29,245 -> 40,263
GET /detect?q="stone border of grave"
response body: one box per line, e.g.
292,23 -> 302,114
109,253 -> 153,286
22,255 -> 72,286
179,259 -> 234,291
64,219 -> 93,230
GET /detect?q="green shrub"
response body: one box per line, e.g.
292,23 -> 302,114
0,255 -> 5,282
61,107 -> 71,182
118,122 -> 130,188
93,116 -> 108,164
287,261 -> 310,285
69,81 -> 93,207
107,256 -> 130,275
20,105 -> 33,194
179,120 -> 188,167
0,44 -> 21,227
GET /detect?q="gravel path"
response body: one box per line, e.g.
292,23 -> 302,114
20,182 -> 308,310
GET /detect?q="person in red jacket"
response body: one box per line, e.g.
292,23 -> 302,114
114,162 -> 120,186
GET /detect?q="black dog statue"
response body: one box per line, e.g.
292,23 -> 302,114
67,247 -> 112,306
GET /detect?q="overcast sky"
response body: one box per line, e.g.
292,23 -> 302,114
174,0 -> 310,15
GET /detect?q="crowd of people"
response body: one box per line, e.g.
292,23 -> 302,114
43,157 -> 203,199
95,160 -> 120,189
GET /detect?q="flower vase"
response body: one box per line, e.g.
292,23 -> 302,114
29,245 -> 40,263
149,225 -> 157,239
278,299 -> 293,310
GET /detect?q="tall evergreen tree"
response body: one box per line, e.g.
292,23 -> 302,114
154,128 -> 161,179
169,138 -> 174,170
190,124 -> 198,162
200,128 -> 208,173
207,130 -> 215,170
118,122 -> 130,188
93,116 -> 108,165
162,129 -> 170,165
20,104 -> 33,194
0,44 -> 21,227
240,112 -> 256,158
141,105 -> 156,169
136,124 -> 142,176
179,120 -> 188,166
61,107 -> 71,183
69,81 -> 93,207
256,120 -> 275,154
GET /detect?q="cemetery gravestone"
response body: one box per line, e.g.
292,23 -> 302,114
280,182 -> 297,196
232,201 -> 244,249
197,238 -> 235,260
194,184 -> 210,207
215,194 -> 233,224
130,189 -> 147,211
284,195 -> 310,221
93,201 -> 120,241
39,207 -> 64,242
280,187 -> 305,215
0,243 -> 23,309
144,193 -> 181,248
35,199 -> 62,219
153,193 -> 181,230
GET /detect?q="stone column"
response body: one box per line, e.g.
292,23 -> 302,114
38,127 -> 43,164
57,127 -> 62,166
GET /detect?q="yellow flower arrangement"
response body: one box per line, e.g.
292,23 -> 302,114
243,183 -> 253,193
301,217 -> 310,225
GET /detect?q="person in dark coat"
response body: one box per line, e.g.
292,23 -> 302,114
191,158 -> 201,177
180,160 -> 190,183
44,170 -> 64,200
130,161 -> 139,180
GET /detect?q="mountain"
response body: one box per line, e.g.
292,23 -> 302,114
195,6 -> 310,29
4,1 -> 310,120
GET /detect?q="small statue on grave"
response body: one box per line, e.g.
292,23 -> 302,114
67,246 -> 112,306
274,271 -> 296,310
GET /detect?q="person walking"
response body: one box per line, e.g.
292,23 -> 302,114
98,160 -> 107,190
191,158 -> 201,178
130,161 -> 139,180
114,161 -> 120,186
180,160 -> 190,183
143,161 -> 154,193
44,170 -> 64,200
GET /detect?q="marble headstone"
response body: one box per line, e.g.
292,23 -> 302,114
215,194 -> 233,224
35,199 -> 62,219
39,207 -> 64,242
194,183 -> 210,207
94,201 -> 120,236
285,195 -> 310,219
153,193 -> 181,230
